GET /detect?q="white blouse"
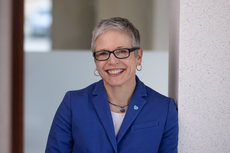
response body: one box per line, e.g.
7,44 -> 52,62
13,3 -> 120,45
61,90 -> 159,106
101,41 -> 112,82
111,111 -> 125,137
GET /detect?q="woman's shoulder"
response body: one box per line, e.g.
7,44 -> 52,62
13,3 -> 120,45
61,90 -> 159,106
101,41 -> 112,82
145,85 -> 169,99
143,86 -> 177,113
137,79 -> 175,106
136,76 -> 174,103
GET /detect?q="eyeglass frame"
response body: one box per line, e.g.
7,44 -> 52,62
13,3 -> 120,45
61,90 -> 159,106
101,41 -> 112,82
93,47 -> 140,61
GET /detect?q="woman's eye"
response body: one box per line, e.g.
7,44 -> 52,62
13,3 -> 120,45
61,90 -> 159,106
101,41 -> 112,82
99,52 -> 108,56
120,50 -> 128,53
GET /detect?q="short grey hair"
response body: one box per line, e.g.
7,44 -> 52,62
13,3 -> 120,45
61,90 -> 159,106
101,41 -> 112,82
91,17 -> 141,54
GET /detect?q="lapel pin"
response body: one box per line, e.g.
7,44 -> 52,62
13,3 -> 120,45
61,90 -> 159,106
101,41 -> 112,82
134,105 -> 139,110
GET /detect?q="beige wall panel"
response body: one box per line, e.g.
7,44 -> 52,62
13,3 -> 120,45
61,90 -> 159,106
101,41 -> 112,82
52,0 -> 95,50
96,0 -> 169,50
96,0 -> 154,50
52,0 -> 169,50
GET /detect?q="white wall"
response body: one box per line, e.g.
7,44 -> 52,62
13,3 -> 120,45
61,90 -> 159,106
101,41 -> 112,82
169,0 -> 230,152
24,50 -> 169,153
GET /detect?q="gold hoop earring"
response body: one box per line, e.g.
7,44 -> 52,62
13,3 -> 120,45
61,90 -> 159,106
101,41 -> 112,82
94,69 -> 100,76
137,64 -> 142,71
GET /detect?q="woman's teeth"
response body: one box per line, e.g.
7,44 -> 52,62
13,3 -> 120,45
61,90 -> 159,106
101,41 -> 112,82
108,69 -> 123,74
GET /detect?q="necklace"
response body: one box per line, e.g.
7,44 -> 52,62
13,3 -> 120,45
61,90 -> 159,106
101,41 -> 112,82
108,101 -> 129,113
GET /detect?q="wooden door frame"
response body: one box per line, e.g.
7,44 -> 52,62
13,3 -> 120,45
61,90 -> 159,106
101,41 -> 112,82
11,0 -> 24,152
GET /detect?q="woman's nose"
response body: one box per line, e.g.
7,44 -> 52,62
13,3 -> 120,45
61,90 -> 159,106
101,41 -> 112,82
108,53 -> 118,64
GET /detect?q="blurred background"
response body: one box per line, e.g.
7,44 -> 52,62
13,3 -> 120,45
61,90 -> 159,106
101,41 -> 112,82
24,0 -> 169,152
24,0 -> 52,52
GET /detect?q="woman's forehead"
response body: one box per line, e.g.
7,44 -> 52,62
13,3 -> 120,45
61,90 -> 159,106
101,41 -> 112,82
95,30 -> 132,49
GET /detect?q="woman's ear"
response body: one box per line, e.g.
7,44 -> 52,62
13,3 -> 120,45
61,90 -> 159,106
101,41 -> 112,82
136,48 -> 143,65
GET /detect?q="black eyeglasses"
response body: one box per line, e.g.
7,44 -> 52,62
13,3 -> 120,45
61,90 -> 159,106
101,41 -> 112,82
93,47 -> 139,61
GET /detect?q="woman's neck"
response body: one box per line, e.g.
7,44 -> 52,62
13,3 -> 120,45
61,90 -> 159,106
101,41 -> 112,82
103,80 -> 136,106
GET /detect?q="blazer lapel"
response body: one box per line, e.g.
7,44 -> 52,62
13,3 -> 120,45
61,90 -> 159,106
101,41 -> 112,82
92,80 -> 117,152
116,77 -> 147,143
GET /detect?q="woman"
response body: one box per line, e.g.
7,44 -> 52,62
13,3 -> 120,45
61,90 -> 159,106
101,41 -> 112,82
46,17 -> 178,153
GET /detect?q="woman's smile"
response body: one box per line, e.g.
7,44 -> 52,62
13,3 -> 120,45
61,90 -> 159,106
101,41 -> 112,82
107,69 -> 124,75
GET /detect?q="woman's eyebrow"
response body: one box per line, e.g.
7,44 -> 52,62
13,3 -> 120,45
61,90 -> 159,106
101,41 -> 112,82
96,46 -> 126,52
116,46 -> 126,49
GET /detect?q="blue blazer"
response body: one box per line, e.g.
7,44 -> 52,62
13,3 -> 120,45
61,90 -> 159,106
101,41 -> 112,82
46,77 -> 178,153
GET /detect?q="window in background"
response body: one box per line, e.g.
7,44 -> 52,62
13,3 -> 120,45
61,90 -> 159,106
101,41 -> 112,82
24,0 -> 52,52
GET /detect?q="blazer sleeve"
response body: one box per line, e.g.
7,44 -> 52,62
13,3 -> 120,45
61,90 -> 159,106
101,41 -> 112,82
158,98 -> 178,153
45,91 -> 73,153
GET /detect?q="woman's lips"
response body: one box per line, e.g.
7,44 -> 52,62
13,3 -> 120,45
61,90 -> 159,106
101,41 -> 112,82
107,69 -> 124,75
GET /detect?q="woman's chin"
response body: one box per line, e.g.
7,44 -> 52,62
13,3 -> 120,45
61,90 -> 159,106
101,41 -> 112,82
103,79 -> 124,88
